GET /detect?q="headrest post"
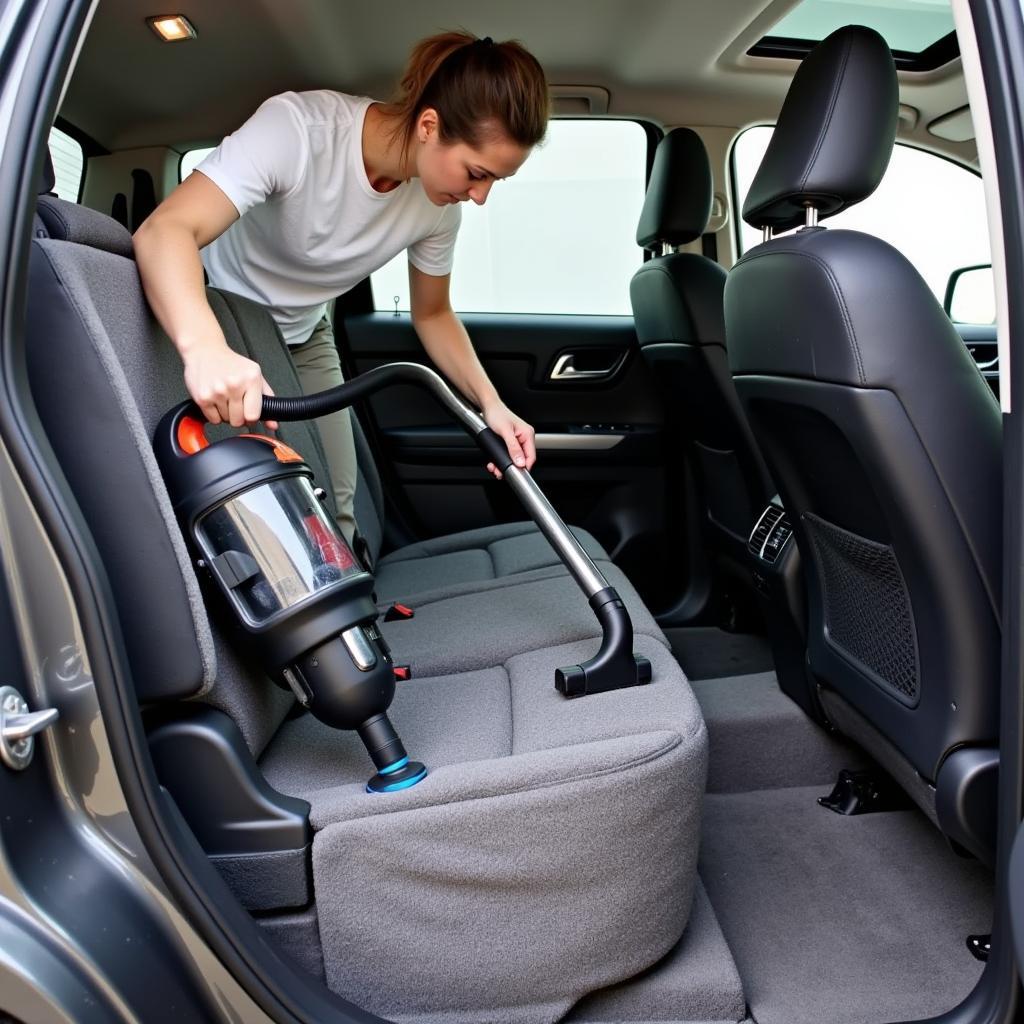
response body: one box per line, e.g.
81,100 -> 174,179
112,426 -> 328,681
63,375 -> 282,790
660,241 -> 675,257
804,204 -> 819,228
762,226 -> 773,244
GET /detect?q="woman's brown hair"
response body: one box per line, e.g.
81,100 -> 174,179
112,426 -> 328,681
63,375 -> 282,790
387,31 -> 549,157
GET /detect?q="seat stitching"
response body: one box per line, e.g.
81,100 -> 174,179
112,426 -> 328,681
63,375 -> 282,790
315,731 -> 688,826
798,35 -> 853,193
506,666 -> 515,757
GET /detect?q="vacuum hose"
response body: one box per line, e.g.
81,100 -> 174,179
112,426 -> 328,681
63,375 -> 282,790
264,362 -> 651,697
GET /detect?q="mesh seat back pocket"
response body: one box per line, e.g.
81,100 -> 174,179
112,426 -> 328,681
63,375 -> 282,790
804,512 -> 920,703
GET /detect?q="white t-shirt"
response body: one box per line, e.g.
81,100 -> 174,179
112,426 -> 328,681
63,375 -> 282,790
197,91 -> 461,345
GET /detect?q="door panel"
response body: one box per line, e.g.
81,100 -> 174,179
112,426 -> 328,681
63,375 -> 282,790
955,323 -> 1000,401
342,311 -> 686,610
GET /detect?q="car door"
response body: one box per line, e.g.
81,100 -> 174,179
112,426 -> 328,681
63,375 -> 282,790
337,118 -> 694,612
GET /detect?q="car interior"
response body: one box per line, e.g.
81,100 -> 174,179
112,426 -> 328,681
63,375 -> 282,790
18,0 -> 1005,1021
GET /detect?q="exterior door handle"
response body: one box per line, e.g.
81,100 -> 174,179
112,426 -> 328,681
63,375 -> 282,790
549,352 -> 626,382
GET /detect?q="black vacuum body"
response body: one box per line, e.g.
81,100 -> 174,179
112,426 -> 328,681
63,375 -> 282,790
154,403 -> 426,793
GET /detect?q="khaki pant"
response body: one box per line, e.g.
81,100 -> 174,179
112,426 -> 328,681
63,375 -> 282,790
289,317 -> 358,544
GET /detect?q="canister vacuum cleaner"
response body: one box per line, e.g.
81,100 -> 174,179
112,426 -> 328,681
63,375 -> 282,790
155,362 -> 651,795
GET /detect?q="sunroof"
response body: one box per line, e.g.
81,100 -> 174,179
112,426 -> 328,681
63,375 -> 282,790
749,0 -> 958,71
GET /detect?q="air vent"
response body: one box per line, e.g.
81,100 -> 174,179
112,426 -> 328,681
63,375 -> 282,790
749,504 -> 793,563
749,505 -> 783,556
761,514 -> 794,564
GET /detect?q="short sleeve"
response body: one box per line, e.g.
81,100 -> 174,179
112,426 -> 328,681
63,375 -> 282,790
407,204 -> 462,277
195,95 -> 305,218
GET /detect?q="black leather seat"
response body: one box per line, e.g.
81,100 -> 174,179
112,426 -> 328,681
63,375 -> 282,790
630,129 -> 774,555
726,26 -> 1002,861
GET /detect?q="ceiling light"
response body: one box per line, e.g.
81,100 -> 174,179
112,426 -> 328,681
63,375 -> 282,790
147,15 -> 197,42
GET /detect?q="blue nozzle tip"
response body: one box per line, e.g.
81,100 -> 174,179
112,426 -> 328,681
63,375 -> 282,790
366,762 -> 428,794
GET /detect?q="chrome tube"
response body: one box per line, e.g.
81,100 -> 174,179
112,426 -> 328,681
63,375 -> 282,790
501,465 -> 609,598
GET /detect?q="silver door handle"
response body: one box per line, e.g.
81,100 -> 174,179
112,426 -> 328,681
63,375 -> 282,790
549,352 -> 625,382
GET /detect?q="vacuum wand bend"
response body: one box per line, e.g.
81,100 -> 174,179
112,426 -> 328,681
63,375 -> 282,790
262,362 -> 651,697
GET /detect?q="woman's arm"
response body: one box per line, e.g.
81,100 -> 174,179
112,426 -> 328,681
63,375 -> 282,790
409,265 -> 536,475
133,171 -> 275,427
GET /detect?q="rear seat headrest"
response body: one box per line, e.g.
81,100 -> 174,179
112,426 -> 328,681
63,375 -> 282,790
40,147 -> 56,195
742,25 -> 898,232
36,195 -> 135,260
636,128 -> 713,249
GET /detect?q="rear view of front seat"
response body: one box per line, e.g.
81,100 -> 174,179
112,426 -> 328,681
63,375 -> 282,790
631,129 -> 774,552
727,25 -> 1002,860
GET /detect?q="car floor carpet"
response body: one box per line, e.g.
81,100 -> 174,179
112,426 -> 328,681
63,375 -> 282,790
690,671 -> 868,793
663,627 -> 774,680
699,785 -> 993,1024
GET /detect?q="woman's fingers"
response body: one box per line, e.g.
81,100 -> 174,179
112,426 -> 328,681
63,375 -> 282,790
185,345 -> 277,429
516,421 -> 537,471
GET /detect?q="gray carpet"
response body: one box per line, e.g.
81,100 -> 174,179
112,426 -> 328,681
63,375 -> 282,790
691,672 -> 867,793
699,786 -> 993,1024
565,881 -> 745,1023
664,628 -> 774,680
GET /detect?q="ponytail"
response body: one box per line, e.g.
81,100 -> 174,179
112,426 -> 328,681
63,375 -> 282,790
387,31 -> 549,155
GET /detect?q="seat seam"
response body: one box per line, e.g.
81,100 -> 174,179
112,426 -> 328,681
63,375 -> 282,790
312,731 -> 687,826
506,666 -> 515,757
799,35 -> 853,193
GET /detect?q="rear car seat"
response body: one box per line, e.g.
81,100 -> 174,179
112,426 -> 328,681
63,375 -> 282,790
24,185 -> 707,1023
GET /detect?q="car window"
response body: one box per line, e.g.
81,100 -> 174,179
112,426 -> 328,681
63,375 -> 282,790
180,146 -> 215,181
47,126 -> 83,202
732,125 -> 991,309
371,119 -> 649,316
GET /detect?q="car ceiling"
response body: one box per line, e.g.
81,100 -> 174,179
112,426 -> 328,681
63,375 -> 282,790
63,0 -> 975,162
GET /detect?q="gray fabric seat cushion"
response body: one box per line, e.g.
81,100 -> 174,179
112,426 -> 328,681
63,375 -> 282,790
380,562 -> 667,677
260,634 -> 707,1024
374,521 -> 608,604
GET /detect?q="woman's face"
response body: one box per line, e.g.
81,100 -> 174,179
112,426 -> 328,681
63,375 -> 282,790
414,110 -> 531,207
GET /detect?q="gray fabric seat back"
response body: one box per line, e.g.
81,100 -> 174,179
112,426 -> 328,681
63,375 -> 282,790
24,196 -> 324,755
631,129 -> 774,544
726,27 -> 1002,848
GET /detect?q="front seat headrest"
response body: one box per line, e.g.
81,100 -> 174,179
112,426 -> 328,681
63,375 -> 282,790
742,25 -> 898,232
636,128 -> 713,249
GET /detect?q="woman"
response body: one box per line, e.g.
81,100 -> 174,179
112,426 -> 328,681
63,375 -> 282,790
134,32 -> 548,543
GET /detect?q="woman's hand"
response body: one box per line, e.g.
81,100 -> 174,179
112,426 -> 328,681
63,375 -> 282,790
483,401 -> 536,479
182,339 -> 277,429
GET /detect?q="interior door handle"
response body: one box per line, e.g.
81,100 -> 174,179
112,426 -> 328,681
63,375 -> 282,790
549,352 -> 626,382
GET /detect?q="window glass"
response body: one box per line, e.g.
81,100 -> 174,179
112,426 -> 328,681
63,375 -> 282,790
767,0 -> 954,52
47,127 -> 83,202
732,125 -> 991,306
180,146 -> 215,181
371,119 -> 648,316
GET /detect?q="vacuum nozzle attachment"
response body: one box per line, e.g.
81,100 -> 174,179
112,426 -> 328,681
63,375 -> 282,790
555,588 -> 653,698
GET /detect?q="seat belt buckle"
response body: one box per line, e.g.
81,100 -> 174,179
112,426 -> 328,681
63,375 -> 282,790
393,665 -> 412,681
384,602 -> 415,621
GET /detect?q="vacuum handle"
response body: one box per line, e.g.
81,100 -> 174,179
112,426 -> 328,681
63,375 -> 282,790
261,363 -> 611,598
